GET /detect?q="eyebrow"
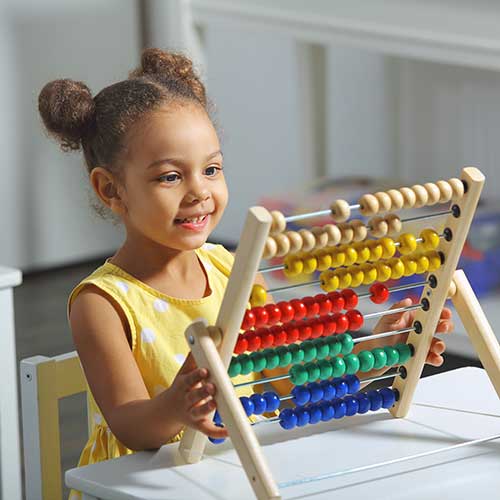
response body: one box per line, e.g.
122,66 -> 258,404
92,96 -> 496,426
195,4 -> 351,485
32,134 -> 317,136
147,150 -> 223,169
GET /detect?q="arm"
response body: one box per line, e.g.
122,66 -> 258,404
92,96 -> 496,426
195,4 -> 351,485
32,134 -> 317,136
70,285 -> 227,451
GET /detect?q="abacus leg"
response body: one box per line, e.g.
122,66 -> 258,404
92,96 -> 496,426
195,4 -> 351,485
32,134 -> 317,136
451,269 -> 500,398
185,320 -> 280,500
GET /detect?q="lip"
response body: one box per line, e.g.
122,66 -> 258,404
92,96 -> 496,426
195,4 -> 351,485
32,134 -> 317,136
174,214 -> 210,232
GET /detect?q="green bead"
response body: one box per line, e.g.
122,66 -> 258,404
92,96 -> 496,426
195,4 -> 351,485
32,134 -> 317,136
276,346 -> 293,367
326,337 -> 342,357
318,359 -> 333,380
371,348 -> 387,370
264,349 -> 280,370
314,339 -> 330,360
384,346 -> 400,366
289,344 -> 305,364
344,353 -> 360,375
305,362 -> 321,382
302,341 -> 318,362
289,364 -> 308,386
250,351 -> 267,372
331,357 -> 346,378
228,358 -> 242,378
395,343 -> 413,364
358,350 -> 375,372
340,334 -> 354,355
240,355 -> 255,375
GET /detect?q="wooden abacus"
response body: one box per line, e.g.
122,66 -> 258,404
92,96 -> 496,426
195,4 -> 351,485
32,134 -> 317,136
178,167 -> 500,499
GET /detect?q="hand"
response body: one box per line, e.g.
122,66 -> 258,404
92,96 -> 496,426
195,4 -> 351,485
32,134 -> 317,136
372,297 -> 454,367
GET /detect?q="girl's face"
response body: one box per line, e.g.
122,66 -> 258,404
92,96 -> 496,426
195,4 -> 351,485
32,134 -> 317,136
118,103 -> 228,252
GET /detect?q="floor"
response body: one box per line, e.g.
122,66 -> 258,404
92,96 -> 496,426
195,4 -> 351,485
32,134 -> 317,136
13,257 -> 482,499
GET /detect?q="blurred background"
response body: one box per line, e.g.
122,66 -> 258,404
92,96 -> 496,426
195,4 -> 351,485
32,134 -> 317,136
2,0 -> 500,497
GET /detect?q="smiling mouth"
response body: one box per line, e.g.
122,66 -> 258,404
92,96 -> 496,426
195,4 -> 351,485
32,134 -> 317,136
174,214 -> 209,224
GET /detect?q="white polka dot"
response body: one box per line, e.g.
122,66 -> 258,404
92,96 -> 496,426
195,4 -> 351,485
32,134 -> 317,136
153,298 -> 169,312
153,384 -> 167,396
203,243 -> 217,250
93,413 -> 102,425
141,328 -> 156,343
203,262 -> 213,272
175,353 -> 186,365
116,281 -> 129,293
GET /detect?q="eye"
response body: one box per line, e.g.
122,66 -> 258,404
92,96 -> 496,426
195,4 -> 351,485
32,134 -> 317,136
158,172 -> 181,183
205,165 -> 223,177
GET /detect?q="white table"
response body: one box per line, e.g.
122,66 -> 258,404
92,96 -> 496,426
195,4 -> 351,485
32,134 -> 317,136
0,267 -> 23,500
66,367 -> 500,499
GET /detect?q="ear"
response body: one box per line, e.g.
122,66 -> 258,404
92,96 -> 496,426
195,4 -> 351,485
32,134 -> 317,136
90,167 -> 127,215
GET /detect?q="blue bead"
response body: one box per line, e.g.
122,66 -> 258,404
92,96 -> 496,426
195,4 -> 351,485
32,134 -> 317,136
334,378 -> 348,398
320,380 -> 336,401
213,410 -> 222,425
344,395 -> 359,416
320,401 -> 335,421
332,398 -> 347,419
367,390 -> 383,411
240,396 -> 255,417
208,424 -> 226,444
356,392 -> 370,414
263,391 -> 281,412
295,407 -> 311,427
380,387 -> 396,409
291,385 -> 310,407
279,408 -> 298,430
308,382 -> 324,404
250,393 -> 267,415
345,374 -> 361,394
309,406 -> 322,424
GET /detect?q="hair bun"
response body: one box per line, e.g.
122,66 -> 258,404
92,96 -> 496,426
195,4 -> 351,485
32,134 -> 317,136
38,79 -> 95,151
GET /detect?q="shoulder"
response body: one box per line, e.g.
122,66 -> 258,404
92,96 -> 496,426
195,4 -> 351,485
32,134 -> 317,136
197,243 -> 234,277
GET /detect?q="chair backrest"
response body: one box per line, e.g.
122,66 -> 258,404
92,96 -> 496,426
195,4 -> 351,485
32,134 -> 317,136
20,351 -> 90,500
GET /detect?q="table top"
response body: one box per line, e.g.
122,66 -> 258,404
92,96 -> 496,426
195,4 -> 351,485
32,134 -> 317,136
66,367 -> 500,499
0,266 -> 22,289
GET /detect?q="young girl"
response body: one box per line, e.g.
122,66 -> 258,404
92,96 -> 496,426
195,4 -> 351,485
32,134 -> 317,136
38,48 -> 453,481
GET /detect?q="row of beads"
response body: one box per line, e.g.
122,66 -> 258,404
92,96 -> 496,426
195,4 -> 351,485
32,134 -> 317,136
319,250 -> 442,292
278,388 -> 398,430
291,375 -> 361,406
289,343 -> 412,385
230,334 -> 355,377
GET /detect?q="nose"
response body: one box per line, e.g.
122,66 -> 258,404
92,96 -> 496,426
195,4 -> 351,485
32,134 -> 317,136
184,178 -> 211,204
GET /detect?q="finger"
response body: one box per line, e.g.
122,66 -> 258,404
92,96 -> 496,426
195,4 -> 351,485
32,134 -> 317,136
426,352 -> 444,367
430,339 -> 446,355
436,319 -> 454,334
190,399 -> 217,420
178,352 -> 198,375
380,298 -> 414,325
183,368 -> 209,390
439,307 -> 453,320
197,421 -> 229,440
186,383 -> 215,407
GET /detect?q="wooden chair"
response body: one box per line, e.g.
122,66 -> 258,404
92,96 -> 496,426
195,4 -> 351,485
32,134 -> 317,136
20,351 -> 91,500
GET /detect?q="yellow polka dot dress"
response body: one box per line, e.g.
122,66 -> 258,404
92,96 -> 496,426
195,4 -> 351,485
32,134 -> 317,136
67,244 -> 257,486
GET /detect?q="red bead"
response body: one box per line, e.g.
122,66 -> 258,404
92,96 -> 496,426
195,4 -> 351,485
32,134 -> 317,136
277,301 -> 295,323
314,294 -> 332,315
346,309 -> 364,331
298,322 -> 312,341
253,307 -> 269,327
333,313 -> 349,334
265,303 -> 282,325
369,283 -> 390,304
309,318 -> 324,338
245,332 -> 261,352
270,325 -> 287,346
284,324 -> 300,344
257,327 -> 274,348
321,315 -> 337,336
234,336 -> 248,354
302,296 -> 320,317
328,292 -> 345,312
341,289 -> 358,309
290,299 -> 307,320
241,309 -> 256,330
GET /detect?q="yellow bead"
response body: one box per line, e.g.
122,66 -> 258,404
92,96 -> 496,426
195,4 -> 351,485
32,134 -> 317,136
415,254 -> 430,274
375,261 -> 392,282
337,269 -> 353,288
283,255 -> 304,277
388,258 -> 405,280
315,249 -> 332,271
343,246 -> 358,266
367,240 -> 383,261
302,255 -> 318,274
420,229 -> 440,251
330,249 -> 346,268
380,237 -> 396,259
320,271 -> 340,292
402,256 -> 417,277
398,233 -> 418,255
427,251 -> 442,271
355,243 -> 371,264
250,284 -> 267,307
361,264 -> 377,284
349,266 -> 365,287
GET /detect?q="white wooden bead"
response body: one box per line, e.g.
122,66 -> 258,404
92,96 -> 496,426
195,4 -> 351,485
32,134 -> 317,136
299,229 -> 316,252
411,184 -> 429,208
323,224 -> 342,246
448,280 -> 457,298
368,216 -> 388,238
274,233 -> 291,257
400,187 -> 417,208
374,191 -> 392,213
350,219 -> 368,242
311,226 -> 329,249
359,194 -> 380,216
330,199 -> 351,222
385,213 -> 402,235
262,236 -> 278,259
285,231 -> 303,254
338,223 -> 354,244
449,177 -> 465,200
270,210 -> 286,234
436,180 -> 453,203
387,189 -> 404,210
424,182 -> 440,205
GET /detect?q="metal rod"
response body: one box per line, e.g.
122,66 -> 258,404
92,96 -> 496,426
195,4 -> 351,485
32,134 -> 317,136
284,205 -> 362,224
352,327 -> 415,344
363,303 -> 421,320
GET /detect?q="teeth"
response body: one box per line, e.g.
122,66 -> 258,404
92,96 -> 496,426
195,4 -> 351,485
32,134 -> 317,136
179,215 -> 206,223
